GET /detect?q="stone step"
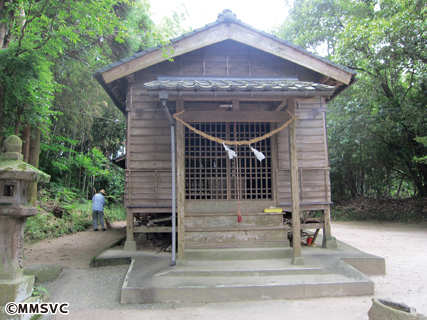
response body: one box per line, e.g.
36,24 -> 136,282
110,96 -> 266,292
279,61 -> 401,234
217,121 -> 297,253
157,259 -> 326,277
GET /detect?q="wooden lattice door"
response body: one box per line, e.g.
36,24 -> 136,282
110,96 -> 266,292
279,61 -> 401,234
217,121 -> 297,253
185,122 -> 272,200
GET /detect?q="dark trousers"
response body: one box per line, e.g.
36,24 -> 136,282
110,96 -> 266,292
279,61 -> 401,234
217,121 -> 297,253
92,210 -> 105,230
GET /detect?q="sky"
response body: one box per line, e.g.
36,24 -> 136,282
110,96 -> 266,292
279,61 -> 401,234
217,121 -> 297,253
148,0 -> 291,33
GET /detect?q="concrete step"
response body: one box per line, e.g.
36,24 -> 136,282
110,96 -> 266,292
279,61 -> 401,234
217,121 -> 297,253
157,259 -> 326,277
121,254 -> 374,303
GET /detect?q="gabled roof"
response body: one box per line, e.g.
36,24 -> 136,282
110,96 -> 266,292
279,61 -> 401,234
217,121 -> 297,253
93,9 -> 356,113
96,10 -> 355,85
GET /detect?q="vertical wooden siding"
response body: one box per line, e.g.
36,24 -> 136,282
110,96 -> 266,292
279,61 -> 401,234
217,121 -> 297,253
125,98 -> 173,206
277,98 -> 331,204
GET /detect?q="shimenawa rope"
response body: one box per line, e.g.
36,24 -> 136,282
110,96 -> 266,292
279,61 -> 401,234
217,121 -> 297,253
172,109 -> 298,146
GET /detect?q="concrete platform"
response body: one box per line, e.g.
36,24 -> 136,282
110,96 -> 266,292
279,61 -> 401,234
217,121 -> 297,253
96,239 -> 385,304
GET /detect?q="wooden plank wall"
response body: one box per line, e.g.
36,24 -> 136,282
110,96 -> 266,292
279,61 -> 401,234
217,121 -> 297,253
277,98 -> 331,205
135,40 -> 319,82
125,170 -> 172,206
125,89 -> 173,206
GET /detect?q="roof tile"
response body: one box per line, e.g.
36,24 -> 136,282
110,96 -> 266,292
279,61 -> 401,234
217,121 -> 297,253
144,79 -> 335,92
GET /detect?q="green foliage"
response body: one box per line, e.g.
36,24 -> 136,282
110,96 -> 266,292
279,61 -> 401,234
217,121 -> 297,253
275,0 -> 427,198
150,4 -> 191,61
276,0 -> 376,56
25,205 -> 91,243
40,146 -> 125,204
26,200 -> 126,243
2,0 -> 185,244
32,286 -> 49,297
414,137 -> 427,164
153,4 -> 190,42
0,0 -> 136,138
99,164 -> 125,205
0,47 -> 59,133
41,182 -> 80,204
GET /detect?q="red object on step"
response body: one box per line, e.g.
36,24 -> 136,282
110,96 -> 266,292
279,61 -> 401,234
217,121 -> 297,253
307,237 -> 313,245
237,213 -> 242,223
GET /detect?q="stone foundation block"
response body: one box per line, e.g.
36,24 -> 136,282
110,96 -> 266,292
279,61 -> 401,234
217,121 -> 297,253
0,275 -> 34,306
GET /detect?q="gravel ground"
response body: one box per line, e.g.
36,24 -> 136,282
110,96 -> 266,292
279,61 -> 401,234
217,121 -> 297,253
25,221 -> 427,320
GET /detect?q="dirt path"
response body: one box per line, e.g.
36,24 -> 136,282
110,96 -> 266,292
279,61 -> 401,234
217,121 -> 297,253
332,221 -> 427,316
24,221 -> 126,268
24,221 -> 427,319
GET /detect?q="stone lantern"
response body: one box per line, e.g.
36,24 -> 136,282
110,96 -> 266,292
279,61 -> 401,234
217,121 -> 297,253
0,135 -> 50,314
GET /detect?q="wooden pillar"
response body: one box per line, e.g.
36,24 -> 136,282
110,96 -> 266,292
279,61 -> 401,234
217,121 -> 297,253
321,105 -> 337,248
322,170 -> 337,248
124,79 -> 136,251
323,168 -> 332,238
176,99 -> 187,265
288,99 -> 304,265
126,208 -> 134,237
271,122 -> 279,206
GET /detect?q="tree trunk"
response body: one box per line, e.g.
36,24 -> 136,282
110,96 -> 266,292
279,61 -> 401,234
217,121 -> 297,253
21,122 -> 31,162
79,123 -> 85,191
345,162 -> 359,197
45,119 -> 58,159
14,107 -> 23,135
405,161 -> 425,197
0,0 -> 7,49
360,144 -> 365,196
82,172 -> 86,195
66,125 -> 77,188
27,124 -> 41,207
415,162 -> 427,196
0,83 -> 5,144
396,176 -> 404,197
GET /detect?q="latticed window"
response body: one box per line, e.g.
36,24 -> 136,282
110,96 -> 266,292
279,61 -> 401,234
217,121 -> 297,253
185,122 -> 272,200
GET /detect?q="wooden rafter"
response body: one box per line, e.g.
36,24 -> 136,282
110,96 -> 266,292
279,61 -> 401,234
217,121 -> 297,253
274,100 -> 288,111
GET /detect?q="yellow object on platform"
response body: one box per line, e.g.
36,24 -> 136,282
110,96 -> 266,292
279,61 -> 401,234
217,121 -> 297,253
263,208 -> 283,213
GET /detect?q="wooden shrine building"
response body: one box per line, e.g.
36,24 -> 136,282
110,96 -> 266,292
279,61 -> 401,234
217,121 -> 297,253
94,9 -> 356,265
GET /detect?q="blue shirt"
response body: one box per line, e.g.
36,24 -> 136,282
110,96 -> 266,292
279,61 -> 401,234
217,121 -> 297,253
92,193 -> 106,211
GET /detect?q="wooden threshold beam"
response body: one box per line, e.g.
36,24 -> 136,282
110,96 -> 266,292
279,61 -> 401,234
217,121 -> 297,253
133,226 -> 172,233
